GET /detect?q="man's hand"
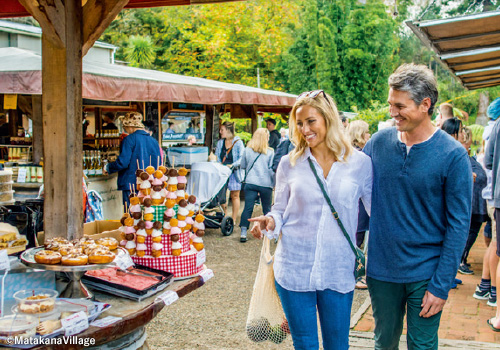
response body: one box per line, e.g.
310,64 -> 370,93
420,291 -> 446,318
248,216 -> 275,239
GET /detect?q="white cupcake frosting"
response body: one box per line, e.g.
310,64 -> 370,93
171,242 -> 182,250
136,229 -> 147,237
136,243 -> 147,250
152,229 -> 162,238
152,243 -> 163,251
144,207 -> 155,214
178,207 -> 189,216
167,177 -> 178,185
125,241 -> 136,249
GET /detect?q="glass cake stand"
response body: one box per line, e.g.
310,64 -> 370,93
20,247 -> 126,299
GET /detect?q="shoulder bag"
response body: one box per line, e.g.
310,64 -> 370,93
307,158 -> 366,279
240,153 -> 261,191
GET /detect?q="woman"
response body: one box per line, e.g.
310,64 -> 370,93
250,90 -> 372,350
346,120 -> 371,290
215,121 -> 244,222
443,124 -> 488,275
239,128 -> 275,243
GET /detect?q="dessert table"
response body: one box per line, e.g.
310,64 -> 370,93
3,273 -> 210,350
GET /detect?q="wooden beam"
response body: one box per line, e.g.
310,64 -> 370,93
31,95 -> 43,164
82,0 -> 128,56
42,1 -> 83,240
18,0 -> 65,48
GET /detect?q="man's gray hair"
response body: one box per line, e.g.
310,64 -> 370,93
388,63 -> 438,116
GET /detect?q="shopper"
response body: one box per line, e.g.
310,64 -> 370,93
215,121 -> 244,222
363,63 -> 472,349
266,118 -> 281,150
484,97 -> 500,329
250,90 -> 372,350
239,128 -> 274,243
346,120 -> 371,290
103,112 -> 161,208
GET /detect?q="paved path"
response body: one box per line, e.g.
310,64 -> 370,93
352,235 -> 500,345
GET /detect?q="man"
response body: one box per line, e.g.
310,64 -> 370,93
164,122 -> 175,135
435,102 -> 454,128
363,63 -> 472,349
103,112 -> 161,208
265,118 -> 280,150
102,112 -> 118,130
484,98 -> 500,330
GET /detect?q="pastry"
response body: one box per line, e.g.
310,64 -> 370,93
177,207 -> 189,221
88,247 -> 115,264
19,294 -> 56,314
192,236 -> 204,251
152,229 -> 162,243
152,242 -> 163,258
58,244 -> 76,256
136,243 -> 147,257
125,240 -> 136,256
96,237 -> 118,250
154,170 -> 164,179
163,221 -> 171,235
61,253 -> 89,266
146,165 -> 155,175
34,250 -> 62,265
163,208 -> 176,222
145,220 -> 154,235
144,213 -> 154,222
171,242 -> 182,256
136,229 -> 147,243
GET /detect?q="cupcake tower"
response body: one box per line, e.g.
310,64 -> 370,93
119,163 -> 206,259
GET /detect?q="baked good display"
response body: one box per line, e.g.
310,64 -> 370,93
14,289 -> 58,315
34,250 -> 62,264
0,315 -> 37,342
128,164 -> 205,278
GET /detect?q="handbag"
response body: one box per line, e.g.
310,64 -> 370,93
246,236 -> 289,344
307,158 -> 366,279
240,153 -> 261,190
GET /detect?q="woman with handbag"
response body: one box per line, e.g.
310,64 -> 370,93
215,121 -> 244,222
249,90 -> 373,350
239,128 -> 275,243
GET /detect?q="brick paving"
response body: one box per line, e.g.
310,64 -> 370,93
353,237 -> 500,343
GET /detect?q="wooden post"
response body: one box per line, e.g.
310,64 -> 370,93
41,1 -> 84,240
31,95 -> 43,164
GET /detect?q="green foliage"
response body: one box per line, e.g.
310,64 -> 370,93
124,35 -> 156,68
352,100 -> 390,135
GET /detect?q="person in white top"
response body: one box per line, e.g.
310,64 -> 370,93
250,90 -> 372,350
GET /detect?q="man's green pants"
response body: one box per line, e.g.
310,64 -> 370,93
367,277 -> 442,350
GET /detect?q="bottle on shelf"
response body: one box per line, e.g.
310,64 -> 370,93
95,151 -> 103,176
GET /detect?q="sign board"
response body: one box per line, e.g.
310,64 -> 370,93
4,94 -> 17,110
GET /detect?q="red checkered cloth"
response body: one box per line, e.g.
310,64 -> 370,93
139,231 -> 191,256
132,248 -> 203,278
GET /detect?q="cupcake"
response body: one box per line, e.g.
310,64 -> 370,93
192,236 -> 204,251
136,243 -> 147,257
171,241 -> 182,256
152,243 -> 163,258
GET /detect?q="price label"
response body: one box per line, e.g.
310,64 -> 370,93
17,167 -> 27,183
199,268 -> 214,283
61,311 -> 89,336
196,249 -> 206,267
0,250 -> 10,271
155,290 -> 179,306
90,316 -> 122,328
115,252 -> 134,271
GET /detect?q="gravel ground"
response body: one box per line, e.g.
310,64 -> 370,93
146,206 -> 369,350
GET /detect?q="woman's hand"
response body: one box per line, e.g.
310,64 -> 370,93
248,216 -> 275,239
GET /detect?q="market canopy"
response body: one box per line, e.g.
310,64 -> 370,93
0,0 -> 245,18
407,11 -> 500,90
0,47 -> 296,109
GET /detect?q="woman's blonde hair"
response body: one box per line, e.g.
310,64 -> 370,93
289,91 -> 352,166
347,120 -> 370,149
247,128 -> 271,154
462,126 -> 472,144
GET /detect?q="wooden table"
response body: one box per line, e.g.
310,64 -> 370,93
13,275 -> 208,350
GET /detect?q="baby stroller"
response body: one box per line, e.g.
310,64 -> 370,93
187,162 -> 234,236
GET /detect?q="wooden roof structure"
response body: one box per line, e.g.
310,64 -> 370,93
407,11 -> 500,90
0,0 -> 246,240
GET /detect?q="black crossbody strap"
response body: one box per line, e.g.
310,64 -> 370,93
242,153 -> 262,183
307,157 -> 358,257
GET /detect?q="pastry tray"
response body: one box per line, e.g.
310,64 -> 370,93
20,247 -> 125,272
82,264 -> 174,301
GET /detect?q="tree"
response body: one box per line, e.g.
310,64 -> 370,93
125,35 -> 156,68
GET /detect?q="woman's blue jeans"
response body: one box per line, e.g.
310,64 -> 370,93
275,281 -> 353,350
239,183 -> 273,229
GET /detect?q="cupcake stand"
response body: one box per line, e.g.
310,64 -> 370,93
19,247 -> 128,300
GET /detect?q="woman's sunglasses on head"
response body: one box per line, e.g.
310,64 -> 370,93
297,90 -> 331,106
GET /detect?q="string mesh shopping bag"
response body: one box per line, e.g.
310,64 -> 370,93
246,236 -> 289,344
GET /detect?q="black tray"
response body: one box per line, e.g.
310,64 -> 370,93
82,264 -> 174,296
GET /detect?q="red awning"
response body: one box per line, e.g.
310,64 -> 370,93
0,0 -> 244,18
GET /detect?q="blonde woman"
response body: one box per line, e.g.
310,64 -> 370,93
250,90 -> 372,350
347,120 -> 371,151
238,128 -> 275,242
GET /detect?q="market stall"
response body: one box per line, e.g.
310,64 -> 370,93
0,1 -> 251,349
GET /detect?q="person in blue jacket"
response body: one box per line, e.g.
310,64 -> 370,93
103,112 -> 161,208
363,63 -> 472,349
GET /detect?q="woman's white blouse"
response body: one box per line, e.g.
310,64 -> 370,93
265,148 -> 373,293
